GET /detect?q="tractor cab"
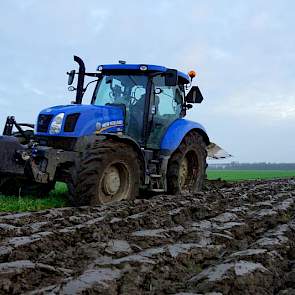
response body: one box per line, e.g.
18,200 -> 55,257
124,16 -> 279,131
68,57 -> 204,149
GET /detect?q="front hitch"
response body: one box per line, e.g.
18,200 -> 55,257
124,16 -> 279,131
0,136 -> 76,184
29,147 -> 77,183
3,116 -> 34,138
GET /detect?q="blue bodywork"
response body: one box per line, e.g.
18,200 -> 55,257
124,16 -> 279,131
35,105 -> 124,137
160,119 -> 209,153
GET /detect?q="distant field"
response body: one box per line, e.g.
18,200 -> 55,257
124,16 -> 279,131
207,170 -> 295,181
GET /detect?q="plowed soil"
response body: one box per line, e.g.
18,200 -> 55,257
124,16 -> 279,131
0,179 -> 294,295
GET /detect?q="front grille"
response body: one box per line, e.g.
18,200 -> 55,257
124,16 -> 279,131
37,114 -> 53,133
64,113 -> 80,132
37,136 -> 77,151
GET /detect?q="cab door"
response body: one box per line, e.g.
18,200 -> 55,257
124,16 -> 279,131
146,75 -> 184,149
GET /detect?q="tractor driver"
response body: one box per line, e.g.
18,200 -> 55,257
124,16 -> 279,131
109,75 -> 147,141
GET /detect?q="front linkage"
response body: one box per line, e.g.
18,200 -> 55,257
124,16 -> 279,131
0,116 -> 76,192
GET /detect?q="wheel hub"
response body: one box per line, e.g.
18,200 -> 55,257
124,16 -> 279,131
103,166 -> 121,195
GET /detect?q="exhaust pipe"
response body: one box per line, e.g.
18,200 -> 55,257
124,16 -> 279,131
74,55 -> 86,104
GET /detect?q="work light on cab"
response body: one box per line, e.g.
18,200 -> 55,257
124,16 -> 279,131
140,65 -> 148,71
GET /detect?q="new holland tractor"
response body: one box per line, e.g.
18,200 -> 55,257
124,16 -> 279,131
0,56 -> 221,205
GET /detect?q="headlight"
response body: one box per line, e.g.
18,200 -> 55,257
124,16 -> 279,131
49,113 -> 64,134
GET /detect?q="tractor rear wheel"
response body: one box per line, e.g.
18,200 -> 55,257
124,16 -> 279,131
68,139 -> 140,206
167,131 -> 207,194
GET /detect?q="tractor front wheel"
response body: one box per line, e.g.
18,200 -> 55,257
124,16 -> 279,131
68,139 -> 140,206
167,131 -> 207,194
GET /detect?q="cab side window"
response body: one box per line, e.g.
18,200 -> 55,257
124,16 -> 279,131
153,76 -> 182,118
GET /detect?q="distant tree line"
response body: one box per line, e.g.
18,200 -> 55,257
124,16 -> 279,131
208,162 -> 295,170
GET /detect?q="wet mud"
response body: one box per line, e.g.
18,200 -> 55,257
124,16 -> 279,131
0,178 -> 294,294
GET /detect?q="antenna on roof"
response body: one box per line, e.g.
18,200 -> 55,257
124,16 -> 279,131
118,60 -> 126,64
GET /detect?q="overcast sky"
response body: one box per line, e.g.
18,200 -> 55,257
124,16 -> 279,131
0,0 -> 294,162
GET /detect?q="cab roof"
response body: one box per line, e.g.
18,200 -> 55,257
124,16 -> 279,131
96,64 -> 191,84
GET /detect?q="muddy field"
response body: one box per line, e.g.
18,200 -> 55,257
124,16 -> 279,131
0,179 -> 294,295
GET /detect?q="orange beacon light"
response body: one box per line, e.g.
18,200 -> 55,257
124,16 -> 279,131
188,70 -> 197,79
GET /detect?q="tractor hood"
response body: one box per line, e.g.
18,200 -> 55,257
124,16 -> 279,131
35,104 -> 125,137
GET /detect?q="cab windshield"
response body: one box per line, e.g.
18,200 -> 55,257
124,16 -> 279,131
92,75 -> 148,107
92,74 -> 149,142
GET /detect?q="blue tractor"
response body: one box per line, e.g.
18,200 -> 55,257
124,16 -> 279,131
0,56 -> 211,205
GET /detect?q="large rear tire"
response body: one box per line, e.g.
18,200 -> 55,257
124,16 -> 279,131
67,139 -> 140,206
167,131 -> 207,194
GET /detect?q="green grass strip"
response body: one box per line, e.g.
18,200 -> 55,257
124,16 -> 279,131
0,182 -> 69,212
1,171 -> 295,212
207,170 -> 295,181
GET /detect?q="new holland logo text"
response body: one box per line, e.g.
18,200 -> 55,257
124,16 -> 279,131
95,120 -> 124,134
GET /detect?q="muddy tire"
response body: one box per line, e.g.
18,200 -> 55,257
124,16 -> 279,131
0,177 -> 55,197
167,131 -> 207,194
68,139 -> 140,206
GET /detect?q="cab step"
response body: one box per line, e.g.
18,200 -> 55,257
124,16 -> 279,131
150,174 -> 161,178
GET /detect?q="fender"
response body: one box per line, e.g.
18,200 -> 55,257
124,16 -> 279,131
160,118 -> 210,155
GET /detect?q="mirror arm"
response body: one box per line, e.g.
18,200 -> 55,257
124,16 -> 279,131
83,79 -> 99,93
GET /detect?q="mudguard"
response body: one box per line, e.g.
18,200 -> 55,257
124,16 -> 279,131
160,119 -> 210,154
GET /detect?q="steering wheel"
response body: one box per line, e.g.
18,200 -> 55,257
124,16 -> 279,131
130,95 -> 140,105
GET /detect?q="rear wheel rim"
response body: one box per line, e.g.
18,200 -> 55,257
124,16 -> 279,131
179,151 -> 198,192
99,162 -> 131,204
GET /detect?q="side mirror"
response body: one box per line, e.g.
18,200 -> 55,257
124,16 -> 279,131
185,86 -> 204,103
67,70 -> 76,85
68,86 -> 76,91
154,88 -> 163,95
165,69 -> 178,86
